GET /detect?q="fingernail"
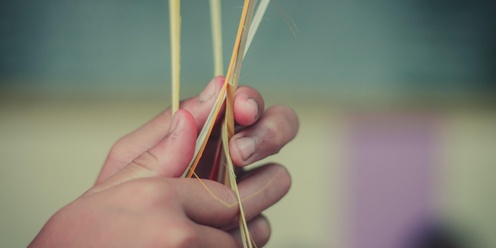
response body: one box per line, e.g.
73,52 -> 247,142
199,78 -> 219,103
247,98 -> 259,119
235,137 -> 256,161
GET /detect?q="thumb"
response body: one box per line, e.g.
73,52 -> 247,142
87,109 -> 197,195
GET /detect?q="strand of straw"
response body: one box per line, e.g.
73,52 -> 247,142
221,121 -> 253,248
169,0 -> 181,114
209,0 -> 224,76
244,0 -> 270,57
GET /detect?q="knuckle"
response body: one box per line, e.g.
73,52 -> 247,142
209,183 -> 239,210
164,221 -> 198,248
199,181 -> 239,227
262,106 -> 299,149
106,138 -> 128,163
130,150 -> 160,172
146,220 -> 198,248
205,180 -> 238,207
132,180 -> 176,206
260,121 -> 284,154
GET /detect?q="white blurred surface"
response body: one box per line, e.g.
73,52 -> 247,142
1,90 -> 495,247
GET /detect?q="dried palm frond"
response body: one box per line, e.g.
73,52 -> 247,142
169,1 -> 271,247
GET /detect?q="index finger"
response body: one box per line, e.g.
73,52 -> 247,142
175,163 -> 291,229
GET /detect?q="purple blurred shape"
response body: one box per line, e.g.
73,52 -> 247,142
346,113 -> 439,248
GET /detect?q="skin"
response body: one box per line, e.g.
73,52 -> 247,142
29,76 -> 299,248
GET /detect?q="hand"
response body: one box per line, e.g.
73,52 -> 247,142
29,76 -> 299,248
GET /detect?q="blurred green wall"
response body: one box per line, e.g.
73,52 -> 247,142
1,0 -> 495,94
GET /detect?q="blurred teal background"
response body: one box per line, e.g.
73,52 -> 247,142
2,0 -> 495,93
1,1 -> 495,247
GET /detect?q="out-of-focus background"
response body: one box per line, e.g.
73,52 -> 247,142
1,1 -> 495,247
